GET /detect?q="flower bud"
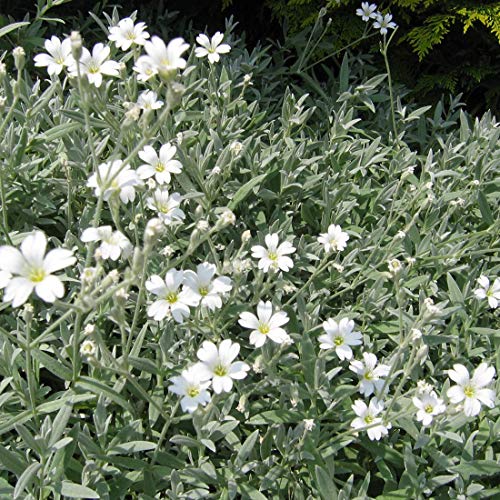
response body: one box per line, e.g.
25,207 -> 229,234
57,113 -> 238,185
70,31 -> 83,61
12,47 -> 25,72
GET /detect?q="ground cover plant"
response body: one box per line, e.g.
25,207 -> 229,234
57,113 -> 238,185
0,3 -> 499,499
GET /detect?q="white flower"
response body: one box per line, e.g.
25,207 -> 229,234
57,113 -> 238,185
238,301 -> 290,348
34,36 -> 73,75
447,363 -> 496,417
195,339 -> 250,394
218,209 -> 236,226
373,13 -> 397,35
356,2 -> 378,22
80,339 -> 97,358
80,226 -> 132,261
137,144 -> 182,185
168,366 -> 212,413
351,398 -> 391,441
87,160 -> 142,204
133,56 -> 158,82
0,231 -> 75,307
195,32 -> 231,64
317,224 -> 349,253
108,17 -> 150,51
318,318 -> 362,360
146,270 -> 197,323
413,390 -> 446,426
251,233 -> 296,273
229,141 -> 243,155
303,419 -> 315,431
474,275 -> 500,309
69,43 -> 120,87
146,188 -> 185,225
139,36 -> 189,80
349,352 -> 391,396
183,262 -> 232,310
387,258 -> 402,276
137,90 -> 163,111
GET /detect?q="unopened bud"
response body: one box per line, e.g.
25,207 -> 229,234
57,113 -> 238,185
12,47 -> 25,72
70,31 -> 83,61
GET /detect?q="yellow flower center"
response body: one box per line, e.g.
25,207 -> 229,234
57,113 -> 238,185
268,252 -> 278,261
364,371 -> 374,381
159,204 -> 170,214
187,387 -> 200,398
30,269 -> 46,283
155,162 -> 165,172
424,404 -> 434,414
166,292 -> 178,304
334,336 -> 344,346
214,364 -> 227,377
259,324 -> 270,335
464,385 -> 475,398
88,64 -> 100,74
364,415 -> 374,424
199,287 -> 209,296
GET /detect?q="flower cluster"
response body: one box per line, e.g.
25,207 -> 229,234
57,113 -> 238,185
146,264 -> 232,323
356,2 -> 397,35
169,339 -> 249,413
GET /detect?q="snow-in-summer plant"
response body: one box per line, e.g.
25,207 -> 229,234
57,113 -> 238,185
0,3 -> 498,498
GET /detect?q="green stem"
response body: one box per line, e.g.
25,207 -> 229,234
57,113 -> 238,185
381,30 -> 398,141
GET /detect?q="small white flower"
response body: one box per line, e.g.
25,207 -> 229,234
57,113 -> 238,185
161,245 -> 174,257
196,219 -> 209,231
251,233 -> 296,273
137,90 -> 163,111
218,209 -> 236,226
349,352 -> 390,396
133,56 -> 158,81
83,324 -> 95,335
303,419 -> 315,431
80,339 -> 97,358
447,363 -> 496,417
413,390 -> 446,426
195,340 -> 250,394
108,17 -> 150,51
318,318 -> 362,360
373,13 -> 397,35
356,2 -> 378,22
183,262 -> 232,310
239,300 -> 290,348
146,188 -> 185,225
387,258 -> 402,276
317,224 -> 349,253
396,230 -> 406,239
137,144 -> 182,185
229,141 -> 243,155
168,366 -> 211,413
69,43 -> 120,87
195,31 -> 231,64
146,270 -> 198,323
411,328 -> 423,340
81,226 -> 132,261
139,36 -> 189,79
34,36 -> 73,75
0,231 -> 75,307
351,398 -> 391,441
474,275 -> 500,309
87,160 -> 142,204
